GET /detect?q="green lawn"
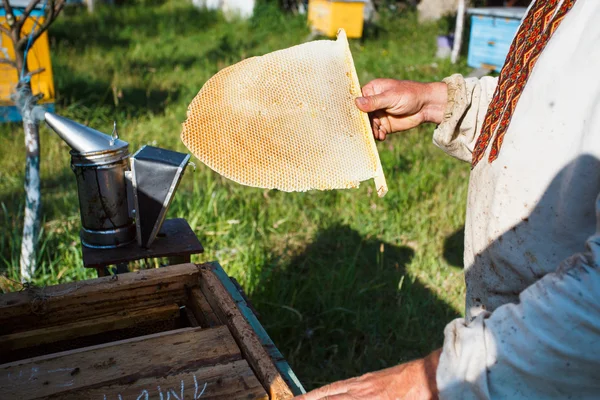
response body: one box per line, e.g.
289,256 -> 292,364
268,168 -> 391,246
0,1 -> 471,390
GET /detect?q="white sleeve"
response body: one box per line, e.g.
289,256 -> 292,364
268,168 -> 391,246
432,74 -> 498,163
436,197 -> 600,399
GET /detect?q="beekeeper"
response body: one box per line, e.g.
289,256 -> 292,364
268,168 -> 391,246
297,0 -> 600,398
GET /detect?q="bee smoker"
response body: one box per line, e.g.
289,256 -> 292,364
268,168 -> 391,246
44,112 -> 190,249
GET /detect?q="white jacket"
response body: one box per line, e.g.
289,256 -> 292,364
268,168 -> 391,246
433,0 -> 600,397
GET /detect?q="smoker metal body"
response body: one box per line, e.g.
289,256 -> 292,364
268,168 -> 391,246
45,111 -> 190,250
71,145 -> 136,248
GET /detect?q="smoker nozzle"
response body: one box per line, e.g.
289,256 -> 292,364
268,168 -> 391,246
45,111 -> 128,153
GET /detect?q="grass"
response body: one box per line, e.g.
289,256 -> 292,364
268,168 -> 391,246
0,1 -> 471,390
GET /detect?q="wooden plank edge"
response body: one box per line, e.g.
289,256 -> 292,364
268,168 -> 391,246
208,261 -> 306,396
0,263 -> 200,312
183,304 -> 200,327
187,286 -> 223,328
0,327 -> 195,369
198,263 -> 296,400
0,264 -> 199,334
0,287 -> 189,336
0,303 -> 181,353
0,326 -> 242,400
53,359 -> 268,400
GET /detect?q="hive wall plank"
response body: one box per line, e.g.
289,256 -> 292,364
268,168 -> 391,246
0,264 -> 200,335
209,262 -> 305,396
197,264 -> 294,400
0,303 -> 180,354
0,326 -> 241,400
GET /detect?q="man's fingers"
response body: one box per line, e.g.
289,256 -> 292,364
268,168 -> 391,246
295,380 -> 352,400
371,111 -> 393,140
392,114 -> 423,132
378,115 -> 392,137
355,93 -> 388,113
371,118 -> 387,141
295,394 -> 352,400
318,395 -> 354,400
371,118 -> 380,140
361,84 -> 376,98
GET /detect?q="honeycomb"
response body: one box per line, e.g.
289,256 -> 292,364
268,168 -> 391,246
181,29 -> 387,197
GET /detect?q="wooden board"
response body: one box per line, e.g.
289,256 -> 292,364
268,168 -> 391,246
0,326 -> 245,399
197,265 -> 294,400
187,287 -> 222,328
0,263 -> 199,335
0,304 -> 180,354
82,218 -> 204,269
57,360 -> 267,400
207,263 -> 305,396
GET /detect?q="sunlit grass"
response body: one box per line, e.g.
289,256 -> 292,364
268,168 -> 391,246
0,1 -> 471,389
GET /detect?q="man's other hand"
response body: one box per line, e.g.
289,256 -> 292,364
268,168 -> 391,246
355,79 -> 448,140
295,349 -> 442,400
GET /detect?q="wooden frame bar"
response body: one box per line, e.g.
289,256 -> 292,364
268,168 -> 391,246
188,287 -> 222,328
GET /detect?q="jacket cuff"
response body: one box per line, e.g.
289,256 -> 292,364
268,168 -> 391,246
432,74 -> 474,163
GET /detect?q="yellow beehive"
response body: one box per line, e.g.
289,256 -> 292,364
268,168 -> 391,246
308,0 -> 366,39
0,9 -> 55,115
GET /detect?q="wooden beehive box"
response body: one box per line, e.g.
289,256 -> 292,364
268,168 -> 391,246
0,263 -> 303,399
466,7 -> 527,72
307,0 -> 366,39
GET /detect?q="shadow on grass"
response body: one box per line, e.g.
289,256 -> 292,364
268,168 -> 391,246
444,226 -> 465,269
250,224 -> 460,390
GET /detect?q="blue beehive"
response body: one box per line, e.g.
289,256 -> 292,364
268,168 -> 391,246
466,7 -> 526,71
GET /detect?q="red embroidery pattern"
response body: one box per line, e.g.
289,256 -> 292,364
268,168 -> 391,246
471,0 -> 578,168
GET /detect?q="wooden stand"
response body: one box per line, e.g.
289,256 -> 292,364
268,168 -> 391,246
0,263 -> 304,399
82,218 -> 204,277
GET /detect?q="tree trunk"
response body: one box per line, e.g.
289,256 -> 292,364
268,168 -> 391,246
451,0 -> 465,64
17,83 -> 42,282
3,0 -> 63,282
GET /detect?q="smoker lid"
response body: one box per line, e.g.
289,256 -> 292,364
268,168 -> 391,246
131,145 -> 190,248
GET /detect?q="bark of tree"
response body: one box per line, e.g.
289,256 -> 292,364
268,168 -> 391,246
9,52 -> 42,282
1,0 -> 64,281
5,16 -> 42,282
17,84 -> 42,282
451,0 -> 465,64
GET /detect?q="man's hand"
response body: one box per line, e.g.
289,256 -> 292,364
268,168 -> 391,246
295,349 -> 442,400
355,79 -> 448,140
